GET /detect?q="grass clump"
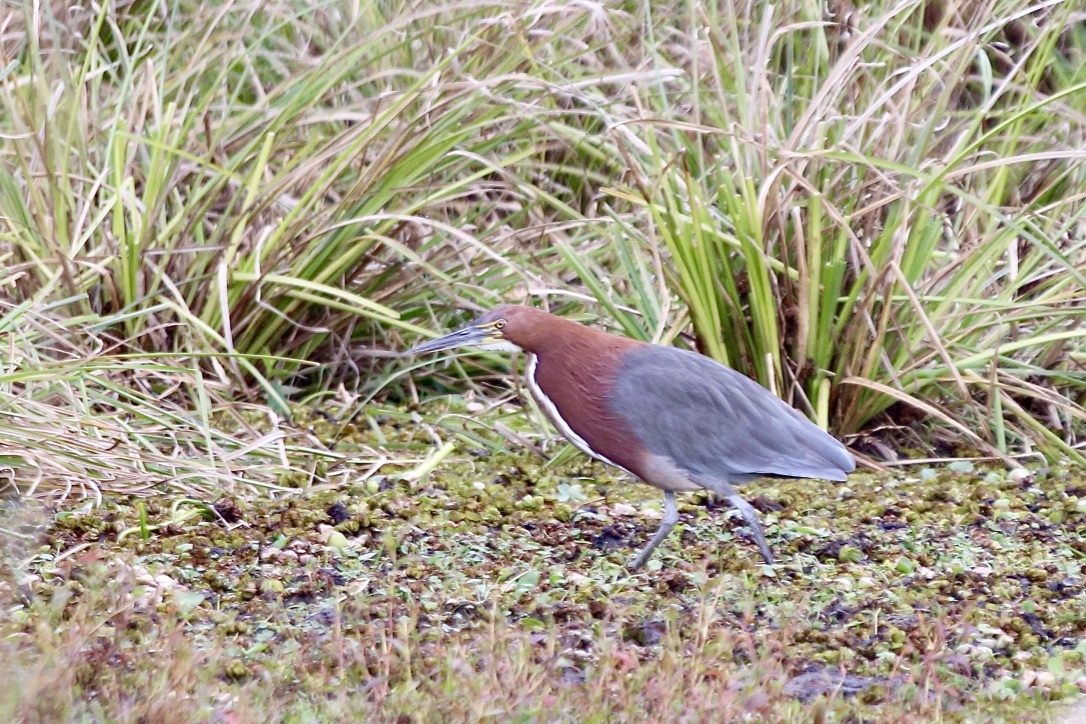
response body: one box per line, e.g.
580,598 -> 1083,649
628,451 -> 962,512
3,0 -> 1084,463
572,1 -> 1086,459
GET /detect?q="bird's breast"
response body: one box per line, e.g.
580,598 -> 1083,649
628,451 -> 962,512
524,351 -> 648,480
524,354 -> 616,465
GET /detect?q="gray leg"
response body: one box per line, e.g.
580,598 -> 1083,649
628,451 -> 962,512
726,494 -> 774,564
629,491 -> 679,570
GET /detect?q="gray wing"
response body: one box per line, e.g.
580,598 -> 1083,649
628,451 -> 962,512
609,345 -> 854,483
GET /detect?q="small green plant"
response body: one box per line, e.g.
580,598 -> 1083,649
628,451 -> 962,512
556,482 -> 588,503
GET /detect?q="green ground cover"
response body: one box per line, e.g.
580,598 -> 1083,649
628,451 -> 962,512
3,404 -> 1086,721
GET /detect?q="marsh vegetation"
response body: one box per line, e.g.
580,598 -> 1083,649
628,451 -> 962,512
2,0 -> 1085,720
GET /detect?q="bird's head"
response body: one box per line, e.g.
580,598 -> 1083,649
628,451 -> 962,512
403,305 -> 552,356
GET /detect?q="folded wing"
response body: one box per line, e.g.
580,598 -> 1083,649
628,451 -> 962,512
609,345 -> 854,484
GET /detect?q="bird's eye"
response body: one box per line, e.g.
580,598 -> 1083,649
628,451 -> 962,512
494,319 -> 506,331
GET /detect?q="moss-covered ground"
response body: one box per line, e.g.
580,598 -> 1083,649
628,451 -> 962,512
2,404 -> 1085,722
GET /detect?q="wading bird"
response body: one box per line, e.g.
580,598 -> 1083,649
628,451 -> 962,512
405,305 -> 855,569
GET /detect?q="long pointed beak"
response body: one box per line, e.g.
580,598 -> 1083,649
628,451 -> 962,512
402,325 -> 490,356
